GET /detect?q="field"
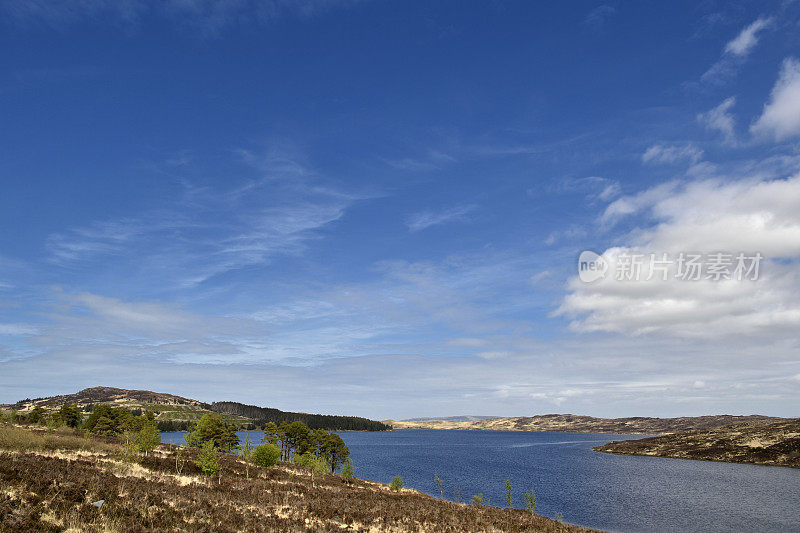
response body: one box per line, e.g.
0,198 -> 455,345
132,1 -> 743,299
0,424 -> 594,532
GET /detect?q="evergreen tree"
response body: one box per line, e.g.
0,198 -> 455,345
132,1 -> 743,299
92,416 -> 115,435
27,406 -> 47,424
318,432 -> 350,473
58,404 -> 82,428
261,421 -> 279,445
185,413 -> 239,452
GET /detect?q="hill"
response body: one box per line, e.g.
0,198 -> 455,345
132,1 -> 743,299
0,424 -> 592,532
8,386 -> 203,410
594,418 -> 800,468
387,413 -> 785,434
4,387 -> 389,432
210,401 -> 391,431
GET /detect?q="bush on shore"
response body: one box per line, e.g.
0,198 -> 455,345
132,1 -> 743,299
252,443 -> 280,467
390,475 -> 404,492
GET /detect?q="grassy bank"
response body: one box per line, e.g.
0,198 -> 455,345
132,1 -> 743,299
0,424 -> 594,532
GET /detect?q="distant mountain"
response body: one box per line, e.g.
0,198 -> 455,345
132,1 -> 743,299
5,386 -> 389,432
403,415 -> 500,422
388,413 -> 787,434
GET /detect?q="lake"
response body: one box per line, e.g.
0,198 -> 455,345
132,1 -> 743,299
161,429 -> 800,532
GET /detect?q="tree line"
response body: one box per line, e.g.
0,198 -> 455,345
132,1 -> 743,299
210,401 -> 391,431
183,414 -> 351,474
8,403 -> 161,455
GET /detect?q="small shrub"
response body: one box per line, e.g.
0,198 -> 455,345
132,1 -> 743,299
241,433 -> 254,478
524,489 -> 536,514
472,493 -> 484,506
434,474 -> 444,499
555,511 -> 564,523
341,458 -> 354,483
134,422 -> 160,455
252,443 -> 280,468
195,441 -> 220,477
122,434 -> 138,464
175,444 -> 186,474
389,475 -> 403,492
505,479 -> 512,508
293,453 -> 329,474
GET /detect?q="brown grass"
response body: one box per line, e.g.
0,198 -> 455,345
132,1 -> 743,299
0,424 -> 595,532
0,425 -> 117,455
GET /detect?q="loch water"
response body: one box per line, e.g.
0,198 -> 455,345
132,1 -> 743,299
161,428 -> 800,532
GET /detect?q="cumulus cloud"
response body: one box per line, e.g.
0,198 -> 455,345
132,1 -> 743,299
698,97 -> 737,143
642,144 -> 703,165
751,58 -> 800,141
560,173 -> 800,338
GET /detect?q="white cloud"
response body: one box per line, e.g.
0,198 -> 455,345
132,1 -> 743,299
583,5 -> 615,30
544,226 -> 586,246
545,176 -> 621,203
698,97 -> 736,143
724,17 -> 773,56
751,58 -> 800,141
642,144 -> 703,165
0,324 -> 38,336
600,181 -> 678,227
46,151 -> 359,287
561,173 -> 800,338
0,0 -> 365,34
406,205 -> 476,232
699,17 -> 773,85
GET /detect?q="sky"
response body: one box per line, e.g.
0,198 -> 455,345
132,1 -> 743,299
1,0 -> 800,420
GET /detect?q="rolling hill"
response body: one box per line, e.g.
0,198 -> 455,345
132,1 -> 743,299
387,413 -> 786,434
4,386 -> 390,432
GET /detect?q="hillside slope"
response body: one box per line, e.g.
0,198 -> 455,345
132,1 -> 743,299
4,387 -> 388,431
8,386 -> 203,410
211,401 -> 390,431
0,425 -> 592,532
594,418 -> 800,468
387,413 -> 785,434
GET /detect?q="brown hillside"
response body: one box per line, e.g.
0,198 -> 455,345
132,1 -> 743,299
388,413 -> 784,434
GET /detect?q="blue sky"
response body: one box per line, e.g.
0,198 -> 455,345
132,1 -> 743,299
1,1 -> 800,419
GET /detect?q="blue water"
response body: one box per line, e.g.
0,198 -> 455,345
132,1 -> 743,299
161,429 -> 800,532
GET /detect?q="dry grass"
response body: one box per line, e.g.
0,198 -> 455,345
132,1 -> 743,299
0,424 -> 595,532
0,425 -> 117,455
